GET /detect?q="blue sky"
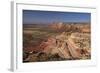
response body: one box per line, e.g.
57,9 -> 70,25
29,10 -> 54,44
23,10 -> 91,24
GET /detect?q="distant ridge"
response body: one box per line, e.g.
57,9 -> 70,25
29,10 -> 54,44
23,22 -> 90,25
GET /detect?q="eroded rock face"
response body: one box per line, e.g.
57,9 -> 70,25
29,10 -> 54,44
39,32 -> 82,59
24,32 -> 91,62
50,22 -> 64,30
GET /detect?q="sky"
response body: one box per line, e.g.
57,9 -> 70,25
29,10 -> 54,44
23,10 -> 91,24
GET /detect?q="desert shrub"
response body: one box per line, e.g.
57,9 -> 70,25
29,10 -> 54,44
37,52 -> 48,61
48,54 -> 65,61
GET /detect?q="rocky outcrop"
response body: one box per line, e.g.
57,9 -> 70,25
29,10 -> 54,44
24,32 -> 90,62
39,32 -> 82,59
